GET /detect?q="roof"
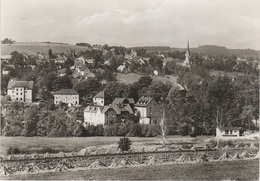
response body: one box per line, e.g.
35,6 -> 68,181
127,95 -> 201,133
94,91 -> 107,98
7,80 -> 34,89
112,98 -> 135,105
135,96 -> 154,107
54,89 -> 79,95
102,103 -> 134,115
84,106 -> 103,113
86,58 -> 94,64
220,127 -> 241,131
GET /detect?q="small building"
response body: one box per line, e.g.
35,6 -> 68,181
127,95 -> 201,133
7,80 -> 35,102
74,56 -> 86,69
93,91 -> 110,106
135,96 -> 159,124
57,68 -> 67,77
1,55 -> 12,62
54,89 -> 79,106
85,58 -> 95,66
216,127 -> 241,137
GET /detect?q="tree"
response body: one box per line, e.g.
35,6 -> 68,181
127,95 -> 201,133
118,137 -> 132,153
21,105 -> 39,136
52,76 -> 73,91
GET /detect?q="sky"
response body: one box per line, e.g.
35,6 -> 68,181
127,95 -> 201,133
1,0 -> 260,49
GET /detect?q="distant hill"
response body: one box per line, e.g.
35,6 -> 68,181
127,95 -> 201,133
1,42 -> 89,55
176,45 -> 259,57
131,46 -> 172,52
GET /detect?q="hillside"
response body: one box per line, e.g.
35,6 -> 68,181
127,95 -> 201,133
116,73 -> 178,85
177,45 -> 259,57
1,42 -> 89,55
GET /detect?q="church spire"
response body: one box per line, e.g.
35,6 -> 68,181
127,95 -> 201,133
187,39 -> 190,53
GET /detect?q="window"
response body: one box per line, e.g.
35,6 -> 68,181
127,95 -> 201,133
230,130 -> 233,134
12,91 -> 14,93
16,98 -> 18,101
20,98 -> 22,101
20,93 -> 22,95
16,93 -> 18,95
20,89 -> 22,91
225,130 -> 229,134
101,101 -> 103,103
25,91 -> 27,93
16,89 -> 18,91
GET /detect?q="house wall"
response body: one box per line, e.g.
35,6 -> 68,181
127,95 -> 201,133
136,107 -> 147,118
135,99 -> 158,124
54,94 -> 79,105
93,97 -> 105,106
216,127 -> 240,137
84,109 -> 105,125
7,87 -> 33,102
105,109 -> 118,124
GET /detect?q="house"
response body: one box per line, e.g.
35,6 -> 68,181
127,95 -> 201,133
135,96 -> 159,124
54,89 -> 79,106
84,94 -> 135,125
2,67 -> 10,75
57,68 -> 67,77
7,80 -> 35,102
74,56 -> 86,69
117,64 -> 125,72
54,55 -> 67,63
216,127 -> 241,137
1,55 -> 12,62
85,58 -> 95,66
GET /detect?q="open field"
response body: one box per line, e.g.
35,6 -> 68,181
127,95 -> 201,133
1,42 -> 88,55
1,159 -> 258,180
116,73 -> 178,85
0,136 -> 206,156
1,135 -> 258,156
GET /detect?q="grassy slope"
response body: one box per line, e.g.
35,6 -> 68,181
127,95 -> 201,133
116,73 -> 178,85
1,42 -> 88,55
1,159 -> 258,180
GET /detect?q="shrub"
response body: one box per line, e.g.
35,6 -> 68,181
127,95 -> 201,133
7,147 -> 20,155
118,137 -> 132,153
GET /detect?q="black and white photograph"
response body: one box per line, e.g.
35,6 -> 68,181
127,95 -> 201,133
0,0 -> 259,180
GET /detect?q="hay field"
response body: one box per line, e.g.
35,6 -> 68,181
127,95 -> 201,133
1,159 -> 258,180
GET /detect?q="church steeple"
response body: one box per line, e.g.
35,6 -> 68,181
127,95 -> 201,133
187,39 -> 190,54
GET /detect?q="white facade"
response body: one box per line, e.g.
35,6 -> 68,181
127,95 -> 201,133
54,94 -> 79,106
216,127 -> 240,137
84,106 -> 105,125
7,82 -> 34,102
93,97 -> 105,106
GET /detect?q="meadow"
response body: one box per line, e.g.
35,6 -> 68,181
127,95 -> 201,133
1,42 -> 88,55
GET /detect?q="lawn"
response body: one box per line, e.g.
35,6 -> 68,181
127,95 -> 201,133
1,159 -> 258,180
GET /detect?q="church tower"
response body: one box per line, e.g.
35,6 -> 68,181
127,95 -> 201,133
183,39 -> 190,65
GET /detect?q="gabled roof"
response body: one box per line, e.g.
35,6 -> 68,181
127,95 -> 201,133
135,96 -> 154,107
94,91 -> 107,98
54,89 -> 78,95
84,106 -> 103,113
112,98 -> 135,105
7,80 -> 34,89
86,58 -> 94,64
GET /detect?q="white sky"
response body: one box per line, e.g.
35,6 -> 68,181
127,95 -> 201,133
1,0 -> 260,49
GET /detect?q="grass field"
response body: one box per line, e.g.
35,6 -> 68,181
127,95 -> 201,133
0,136 -> 207,156
1,42 -> 88,55
1,159 -> 258,180
116,73 -> 178,85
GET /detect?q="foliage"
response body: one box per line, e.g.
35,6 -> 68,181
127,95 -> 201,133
118,137 -> 132,152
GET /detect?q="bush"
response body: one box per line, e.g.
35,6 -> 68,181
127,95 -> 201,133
7,147 -> 20,155
118,137 -> 132,153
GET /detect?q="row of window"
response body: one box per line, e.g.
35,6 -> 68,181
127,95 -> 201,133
12,90 -> 28,93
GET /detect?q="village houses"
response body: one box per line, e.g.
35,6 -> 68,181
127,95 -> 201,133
7,80 -> 35,102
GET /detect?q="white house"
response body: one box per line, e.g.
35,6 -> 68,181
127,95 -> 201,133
216,127 -> 241,137
54,89 -> 79,106
7,80 -> 35,102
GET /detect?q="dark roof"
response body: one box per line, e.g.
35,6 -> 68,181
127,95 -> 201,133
112,98 -> 135,105
220,127 -> 241,131
54,89 -> 79,95
7,80 -> 34,89
135,96 -> 154,107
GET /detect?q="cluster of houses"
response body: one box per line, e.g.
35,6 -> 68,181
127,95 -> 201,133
6,80 -> 159,125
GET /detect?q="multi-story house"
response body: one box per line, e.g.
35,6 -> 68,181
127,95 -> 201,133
7,80 -> 35,102
54,89 -> 79,106
135,96 -> 159,124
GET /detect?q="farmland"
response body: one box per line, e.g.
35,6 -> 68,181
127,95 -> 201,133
116,73 -> 178,85
1,42 -> 88,55
1,159 -> 258,180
